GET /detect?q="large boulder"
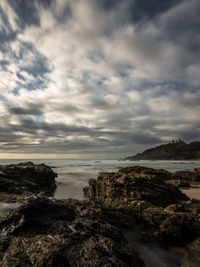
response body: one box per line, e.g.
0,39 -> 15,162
0,196 -> 144,267
0,162 -> 57,197
84,166 -> 189,208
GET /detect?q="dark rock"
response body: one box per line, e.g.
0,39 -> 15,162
0,192 -> 32,203
173,171 -> 193,180
141,206 -> 169,226
126,201 -> 200,246
0,196 -> 145,267
146,203 -> 200,245
3,235 -> 68,267
188,237 -> 200,261
83,166 -> 200,246
173,169 -> 200,181
118,166 -> 172,180
176,180 -> 190,188
84,166 -> 189,208
0,162 -> 57,198
154,213 -> 200,245
169,179 -> 190,188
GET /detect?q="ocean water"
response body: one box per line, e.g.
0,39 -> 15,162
0,159 -> 200,200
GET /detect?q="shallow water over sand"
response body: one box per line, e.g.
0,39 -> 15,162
53,164 -> 119,200
0,203 -> 20,216
182,187 -> 200,200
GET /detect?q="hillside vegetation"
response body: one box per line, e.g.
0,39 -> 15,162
126,140 -> 200,160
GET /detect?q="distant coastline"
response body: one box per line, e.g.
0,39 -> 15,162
126,140 -> 200,160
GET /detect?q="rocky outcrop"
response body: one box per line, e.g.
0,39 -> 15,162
0,162 -> 57,199
84,166 -> 189,208
83,166 -> 200,246
129,200 -> 200,245
0,196 -> 144,267
153,201 -> 200,244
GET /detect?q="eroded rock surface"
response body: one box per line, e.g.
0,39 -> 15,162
189,237 -> 200,261
0,196 -> 144,267
84,166 -> 200,246
0,162 -> 57,200
173,168 -> 200,181
84,166 -> 188,208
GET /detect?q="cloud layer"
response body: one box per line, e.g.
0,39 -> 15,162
0,0 -> 199,158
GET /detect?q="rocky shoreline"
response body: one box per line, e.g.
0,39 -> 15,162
0,163 -> 200,266
84,167 -> 200,244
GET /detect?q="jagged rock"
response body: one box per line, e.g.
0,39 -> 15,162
140,201 -> 200,245
0,162 -> 57,198
141,206 -> 169,226
154,213 -> 200,245
0,196 -> 144,267
83,166 -> 200,246
126,200 -> 200,245
126,200 -> 200,246
117,166 -> 172,180
188,237 -> 200,260
3,235 -> 68,267
173,169 -> 200,181
84,166 -> 189,208
173,180 -> 190,188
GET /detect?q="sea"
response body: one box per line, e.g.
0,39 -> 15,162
0,159 -> 200,267
0,159 -> 199,201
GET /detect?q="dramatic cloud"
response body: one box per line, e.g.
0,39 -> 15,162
0,0 -> 199,158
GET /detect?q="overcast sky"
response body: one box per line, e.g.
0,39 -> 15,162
0,0 -> 199,159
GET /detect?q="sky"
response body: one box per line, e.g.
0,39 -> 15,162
0,0 -> 200,159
